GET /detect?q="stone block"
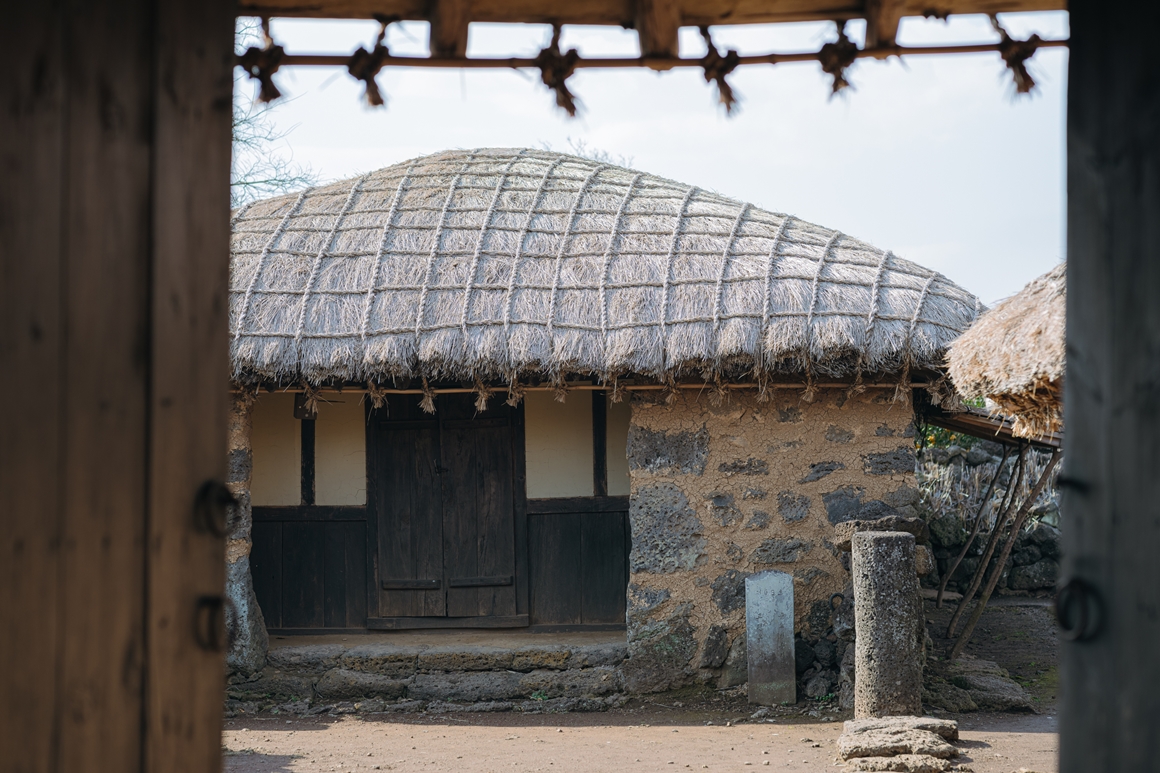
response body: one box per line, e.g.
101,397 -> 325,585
700,625 -> 730,668
826,425 -> 855,443
777,492 -> 811,523
340,644 -> 421,678
267,643 -> 346,674
418,646 -> 514,672
518,667 -> 621,698
744,510 -> 771,529
408,671 -> 526,702
718,458 -> 770,476
706,492 -> 743,526
799,461 -> 845,483
834,517 -> 930,552
945,657 -> 1034,711
751,537 -> 811,565
1008,558 -> 1059,590
629,483 -> 706,574
622,607 -> 697,693
846,754 -> 958,772
566,642 -> 629,669
864,447 -> 917,475
626,584 -> 670,628
915,545 -> 935,577
226,671 -> 315,702
745,571 -> 796,705
511,645 -> 571,671
627,425 -> 708,475
852,532 -> 924,718
718,634 -> 748,688
824,485 -> 866,524
711,569 -> 750,614
315,669 -> 408,701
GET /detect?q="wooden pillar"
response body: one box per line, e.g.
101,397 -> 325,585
0,1 -> 235,772
1061,2 -> 1160,770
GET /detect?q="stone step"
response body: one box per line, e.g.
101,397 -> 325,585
227,637 -> 629,711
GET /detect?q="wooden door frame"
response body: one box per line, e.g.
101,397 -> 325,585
364,395 -> 530,629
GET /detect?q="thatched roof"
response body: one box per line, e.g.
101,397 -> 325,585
230,148 -> 982,387
947,263 -> 1065,438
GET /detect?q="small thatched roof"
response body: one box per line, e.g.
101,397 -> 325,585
947,263 -> 1065,438
230,148 -> 981,387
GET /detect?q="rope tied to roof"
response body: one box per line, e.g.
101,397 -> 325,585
534,26 -> 581,117
991,15 -> 1042,95
818,22 -> 858,95
238,18 -> 285,104
366,380 -> 389,411
347,19 -> 392,107
699,27 -> 741,115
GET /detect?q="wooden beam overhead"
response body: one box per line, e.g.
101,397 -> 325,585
428,0 -> 471,58
238,0 -> 1065,25
634,0 -> 681,67
864,0 -> 905,50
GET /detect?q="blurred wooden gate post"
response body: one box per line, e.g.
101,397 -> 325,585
1,1 -> 235,772
1062,2 -> 1160,770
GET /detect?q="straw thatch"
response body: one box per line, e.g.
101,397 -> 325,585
947,263 -> 1065,438
230,148 -> 981,389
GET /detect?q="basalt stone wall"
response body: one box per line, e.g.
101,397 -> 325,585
623,388 -> 917,693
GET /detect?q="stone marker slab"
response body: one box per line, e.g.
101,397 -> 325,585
746,570 -> 795,705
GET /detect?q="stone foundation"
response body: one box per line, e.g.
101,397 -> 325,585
625,388 -> 917,694
226,638 -> 629,716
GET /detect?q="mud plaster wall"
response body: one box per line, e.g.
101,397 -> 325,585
622,388 -> 917,693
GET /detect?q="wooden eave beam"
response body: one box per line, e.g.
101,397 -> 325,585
237,0 -> 1065,24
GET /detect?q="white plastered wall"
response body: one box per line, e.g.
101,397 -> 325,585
315,396 -> 367,505
250,392 -> 300,506
524,392 -> 594,498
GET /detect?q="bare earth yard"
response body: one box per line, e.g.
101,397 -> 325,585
224,602 -> 1059,773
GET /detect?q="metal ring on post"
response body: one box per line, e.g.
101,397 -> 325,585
830,593 -> 846,610
1056,577 -> 1102,642
194,480 -> 237,538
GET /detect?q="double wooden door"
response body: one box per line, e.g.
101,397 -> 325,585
366,394 -> 527,627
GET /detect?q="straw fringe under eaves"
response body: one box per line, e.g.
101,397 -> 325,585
230,148 -> 981,388
947,263 -> 1065,438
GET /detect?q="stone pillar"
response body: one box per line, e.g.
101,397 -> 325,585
852,531 -> 923,718
226,392 -> 268,676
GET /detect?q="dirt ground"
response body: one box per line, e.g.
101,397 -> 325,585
224,600 -> 1060,773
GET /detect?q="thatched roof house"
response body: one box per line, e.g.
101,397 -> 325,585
230,148 -> 981,389
225,149 -> 985,703
947,263 -> 1065,438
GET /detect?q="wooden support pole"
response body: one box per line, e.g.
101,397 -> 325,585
1061,2 -> 1160,768
936,444 -> 1012,607
945,447 -> 1027,637
949,451 -> 1060,661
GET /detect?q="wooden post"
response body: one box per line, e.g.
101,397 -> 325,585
0,1 -> 234,771
1062,2 -> 1160,769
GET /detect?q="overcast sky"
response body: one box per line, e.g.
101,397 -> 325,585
243,12 -> 1068,306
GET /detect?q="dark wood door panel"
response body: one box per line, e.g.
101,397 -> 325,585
528,511 -> 628,627
367,393 -> 524,623
373,422 -> 445,618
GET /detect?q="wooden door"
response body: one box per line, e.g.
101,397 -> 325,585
367,394 -> 527,627
440,396 -> 519,618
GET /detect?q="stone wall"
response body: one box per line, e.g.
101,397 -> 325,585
622,388 -> 917,693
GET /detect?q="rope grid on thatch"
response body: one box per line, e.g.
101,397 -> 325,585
230,148 -> 981,397
237,18 -> 1066,115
